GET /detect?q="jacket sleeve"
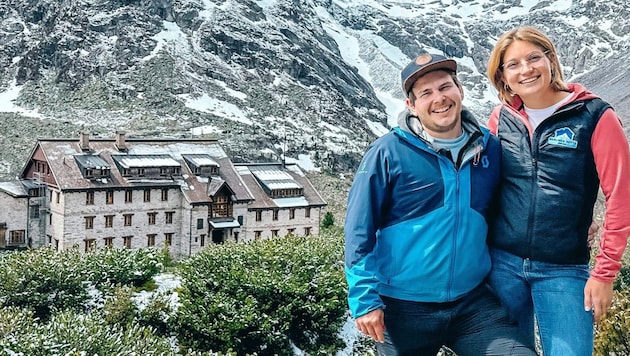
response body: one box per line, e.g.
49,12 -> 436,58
487,106 -> 502,135
344,143 -> 388,318
590,108 -> 630,282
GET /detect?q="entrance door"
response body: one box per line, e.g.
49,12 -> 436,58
212,229 -> 224,244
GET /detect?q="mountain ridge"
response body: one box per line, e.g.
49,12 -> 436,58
0,0 -> 628,179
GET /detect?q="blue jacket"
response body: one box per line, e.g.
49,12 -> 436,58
344,109 -> 501,318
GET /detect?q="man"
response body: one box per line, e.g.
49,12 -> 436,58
344,54 -> 536,355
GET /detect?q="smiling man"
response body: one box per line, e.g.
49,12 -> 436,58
343,54 -> 537,356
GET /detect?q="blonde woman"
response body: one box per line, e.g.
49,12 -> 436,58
485,26 -> 630,355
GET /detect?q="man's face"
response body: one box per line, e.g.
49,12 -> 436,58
405,70 -> 464,139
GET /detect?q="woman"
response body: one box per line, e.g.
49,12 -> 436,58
485,26 -> 630,355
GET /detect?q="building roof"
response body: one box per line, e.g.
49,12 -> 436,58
23,136 -> 255,204
0,181 -> 28,197
234,163 -> 327,209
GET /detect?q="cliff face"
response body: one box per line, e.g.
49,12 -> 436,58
0,0 -> 628,178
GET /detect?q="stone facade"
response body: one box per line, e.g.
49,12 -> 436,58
0,132 -> 326,258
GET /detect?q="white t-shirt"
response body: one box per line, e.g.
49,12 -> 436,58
525,94 -> 572,130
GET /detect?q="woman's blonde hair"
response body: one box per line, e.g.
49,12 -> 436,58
487,26 -> 569,104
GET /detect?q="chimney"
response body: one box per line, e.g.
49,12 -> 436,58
115,130 -> 127,152
79,131 -> 90,151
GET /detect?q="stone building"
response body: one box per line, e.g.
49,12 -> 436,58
0,132 -> 326,257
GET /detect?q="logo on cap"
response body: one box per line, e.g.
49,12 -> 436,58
415,54 -> 433,66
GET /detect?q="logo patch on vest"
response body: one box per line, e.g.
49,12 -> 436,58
548,127 -> 578,149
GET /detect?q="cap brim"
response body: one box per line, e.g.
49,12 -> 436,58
404,59 -> 458,93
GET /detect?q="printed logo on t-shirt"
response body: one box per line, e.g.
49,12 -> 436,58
548,127 -> 578,149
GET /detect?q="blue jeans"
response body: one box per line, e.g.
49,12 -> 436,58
488,248 -> 594,356
376,283 -> 536,356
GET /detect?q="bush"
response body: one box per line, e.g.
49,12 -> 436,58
173,230 -> 347,355
0,247 -> 166,321
594,287 -> 630,355
85,247 -> 167,288
0,248 -> 88,320
321,211 -> 335,229
0,307 -> 174,355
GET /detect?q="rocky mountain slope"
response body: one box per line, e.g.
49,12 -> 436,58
0,0 -> 629,180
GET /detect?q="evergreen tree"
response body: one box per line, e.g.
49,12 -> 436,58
321,211 -> 335,229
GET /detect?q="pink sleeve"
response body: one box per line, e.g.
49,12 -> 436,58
487,106 -> 501,135
590,108 -> 630,282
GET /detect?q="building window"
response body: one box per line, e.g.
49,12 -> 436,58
123,236 -> 132,249
147,234 -> 156,247
144,189 -> 151,202
255,210 -> 262,222
289,208 -> 295,220
148,212 -> 157,225
305,207 -> 311,218
49,214 -> 52,225
125,189 -> 133,203
86,191 -> 94,205
105,215 -> 114,228
304,227 -> 311,236
165,211 -> 174,224
200,234 -> 205,247
104,237 -> 114,247
212,196 -> 229,217
272,209 -> 279,221
123,214 -> 133,226
161,189 -> 168,201
197,218 -> 203,229
106,190 -> 114,204
164,233 -> 173,246
29,205 -> 40,219
271,229 -> 279,237
9,230 -> 26,245
85,239 -> 96,252
254,230 -> 262,239
56,191 -> 60,204
288,228 -> 295,235
85,216 -> 95,229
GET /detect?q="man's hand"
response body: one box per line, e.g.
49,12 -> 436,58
584,277 -> 613,323
355,308 -> 386,343
587,220 -> 600,248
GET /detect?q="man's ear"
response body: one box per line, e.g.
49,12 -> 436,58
405,98 -> 414,114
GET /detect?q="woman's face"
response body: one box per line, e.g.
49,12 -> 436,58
502,40 -> 554,107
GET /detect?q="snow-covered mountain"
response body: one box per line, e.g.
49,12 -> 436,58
0,0 -> 628,178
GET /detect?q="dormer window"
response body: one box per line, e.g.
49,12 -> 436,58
250,167 -> 303,198
182,154 -> 220,177
74,154 -> 111,181
112,154 -> 181,179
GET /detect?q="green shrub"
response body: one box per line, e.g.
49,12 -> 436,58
321,211 -> 335,229
104,285 -> 137,326
173,230 -> 347,355
0,307 -> 174,355
594,287 -> 630,355
0,247 -> 166,321
0,248 -> 88,320
85,247 -> 166,288
614,264 -> 630,291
